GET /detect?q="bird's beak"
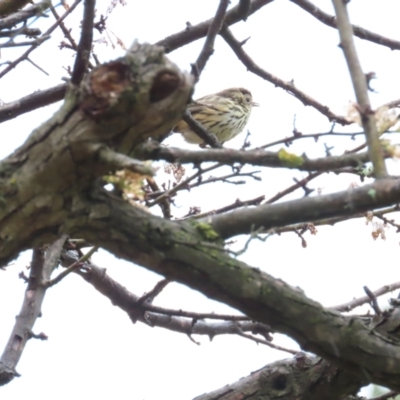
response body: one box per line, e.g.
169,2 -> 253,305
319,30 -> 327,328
252,102 -> 259,107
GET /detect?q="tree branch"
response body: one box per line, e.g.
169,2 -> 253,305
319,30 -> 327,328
0,84 -> 66,123
209,177 -> 400,239
192,0 -> 229,80
0,236 -> 67,386
71,0 -> 95,85
220,27 -> 350,125
60,250 -> 272,340
332,0 -> 387,178
182,110 -> 223,148
0,0 -> 82,79
290,0 -> 400,51
0,0 -> 49,24
193,355 -> 365,400
136,140 -> 376,171
333,281 -> 400,313
155,0 -> 274,53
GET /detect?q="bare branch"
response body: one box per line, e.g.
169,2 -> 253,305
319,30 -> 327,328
334,281 -> 400,313
155,0 -> 274,53
145,177 -> 172,219
220,27 -> 350,125
182,110 -> 223,148
332,0 -> 387,178
60,251 -> 272,340
266,172 -> 322,204
186,194 -> 265,219
137,279 -> 170,305
71,0 -> 95,85
0,0 -> 49,24
44,246 -> 99,288
290,0 -> 400,51
0,84 -> 66,124
208,178 -> 400,239
0,236 -> 67,385
0,27 -> 41,38
147,163 -> 222,208
259,130 -> 365,150
97,147 -> 156,176
192,0 -> 229,80
137,141 -> 376,172
0,0 -> 82,79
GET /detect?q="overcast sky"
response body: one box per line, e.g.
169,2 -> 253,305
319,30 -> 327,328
1,1 -> 400,399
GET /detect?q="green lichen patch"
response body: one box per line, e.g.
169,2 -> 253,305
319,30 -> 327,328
278,149 -> 304,167
192,222 -> 221,242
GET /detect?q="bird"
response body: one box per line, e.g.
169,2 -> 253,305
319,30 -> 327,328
173,87 -> 258,145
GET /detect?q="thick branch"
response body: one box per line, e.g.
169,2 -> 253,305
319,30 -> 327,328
193,354 -> 364,400
54,186 -> 400,391
209,178 -> 400,239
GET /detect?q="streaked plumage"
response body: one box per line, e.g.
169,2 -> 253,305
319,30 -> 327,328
174,87 -> 258,145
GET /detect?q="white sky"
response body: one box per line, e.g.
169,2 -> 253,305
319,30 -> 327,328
1,0 -> 400,398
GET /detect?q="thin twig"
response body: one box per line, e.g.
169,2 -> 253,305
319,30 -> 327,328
138,279 -> 170,305
44,246 -> 99,288
146,178 -> 172,219
265,172 -> 322,204
185,194 -> 265,219
147,163 -> 222,208
259,130 -> 365,150
0,0 -> 82,79
236,330 -> 298,355
220,27 -> 350,125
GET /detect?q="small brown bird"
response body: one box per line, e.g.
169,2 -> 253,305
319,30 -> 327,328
174,87 -> 258,145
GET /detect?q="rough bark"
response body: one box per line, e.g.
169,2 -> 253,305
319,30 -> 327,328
193,355 -> 365,400
0,41 -> 193,264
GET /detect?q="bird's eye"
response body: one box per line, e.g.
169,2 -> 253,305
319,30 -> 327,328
245,96 -> 251,103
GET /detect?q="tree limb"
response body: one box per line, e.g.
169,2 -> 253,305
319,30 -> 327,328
332,0 -> 387,178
